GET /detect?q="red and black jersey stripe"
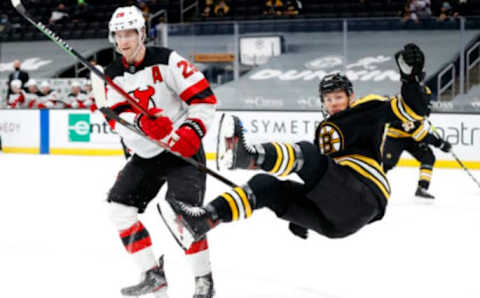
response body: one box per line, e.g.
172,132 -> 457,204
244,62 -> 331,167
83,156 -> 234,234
179,78 -> 217,105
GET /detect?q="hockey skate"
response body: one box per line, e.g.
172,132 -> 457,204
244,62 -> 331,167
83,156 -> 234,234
415,186 -> 435,199
157,200 -> 217,250
121,255 -> 168,297
216,113 -> 257,170
193,273 -> 215,298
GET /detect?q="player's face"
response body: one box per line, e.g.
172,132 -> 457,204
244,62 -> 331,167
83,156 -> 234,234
115,29 -> 139,58
28,86 -> 38,93
322,90 -> 353,115
72,86 -> 81,94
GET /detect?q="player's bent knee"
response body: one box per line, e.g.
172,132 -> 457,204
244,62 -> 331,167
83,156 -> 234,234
108,202 -> 139,230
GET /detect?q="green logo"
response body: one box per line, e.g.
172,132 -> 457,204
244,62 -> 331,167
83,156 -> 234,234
69,114 -> 91,142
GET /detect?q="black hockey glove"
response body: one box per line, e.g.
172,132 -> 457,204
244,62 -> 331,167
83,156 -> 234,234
438,140 -> 452,153
288,223 -> 308,240
395,43 -> 425,83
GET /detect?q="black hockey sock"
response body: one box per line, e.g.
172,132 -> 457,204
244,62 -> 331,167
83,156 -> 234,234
419,166 -> 432,189
208,186 -> 255,222
257,142 -> 304,176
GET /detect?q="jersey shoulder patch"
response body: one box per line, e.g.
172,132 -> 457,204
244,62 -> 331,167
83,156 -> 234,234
350,94 -> 388,108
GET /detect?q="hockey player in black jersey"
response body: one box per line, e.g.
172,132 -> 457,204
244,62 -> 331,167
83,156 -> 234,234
104,6 -> 216,298
159,44 -> 430,249
383,94 -> 452,199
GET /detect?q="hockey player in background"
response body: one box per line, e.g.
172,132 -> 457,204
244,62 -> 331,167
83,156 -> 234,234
159,44 -> 431,251
24,79 -> 42,108
104,6 -> 216,298
66,81 -> 87,108
382,94 -> 452,198
8,79 -> 26,108
38,81 -> 65,108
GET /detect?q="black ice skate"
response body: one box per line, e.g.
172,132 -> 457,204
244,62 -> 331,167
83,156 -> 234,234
121,255 -> 168,297
157,200 -> 218,250
193,273 -> 215,298
216,113 -> 257,170
415,186 -> 435,199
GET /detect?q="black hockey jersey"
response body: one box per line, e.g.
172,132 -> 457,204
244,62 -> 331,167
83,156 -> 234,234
315,81 -> 429,206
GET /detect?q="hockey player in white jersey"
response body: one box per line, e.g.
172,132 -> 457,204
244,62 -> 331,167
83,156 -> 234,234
24,79 -> 42,108
104,6 -> 216,298
38,81 -> 65,109
8,79 -> 26,108
66,81 -> 91,109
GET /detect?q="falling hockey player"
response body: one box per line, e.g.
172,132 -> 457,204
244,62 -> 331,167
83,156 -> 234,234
158,43 -> 431,250
104,6 -> 217,298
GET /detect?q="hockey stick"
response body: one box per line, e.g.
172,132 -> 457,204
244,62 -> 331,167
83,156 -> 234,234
13,0 -> 238,188
11,0 -> 154,120
427,119 -> 480,189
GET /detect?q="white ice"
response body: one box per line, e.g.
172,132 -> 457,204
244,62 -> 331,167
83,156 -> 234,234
0,153 -> 479,298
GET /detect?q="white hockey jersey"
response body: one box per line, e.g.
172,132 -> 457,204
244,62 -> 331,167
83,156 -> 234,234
67,91 -> 93,109
8,91 -> 26,108
38,90 -> 65,109
104,47 -> 217,158
25,92 -> 41,109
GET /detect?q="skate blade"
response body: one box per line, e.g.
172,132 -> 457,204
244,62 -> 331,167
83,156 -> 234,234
157,201 -> 196,251
121,286 -> 169,298
216,113 -> 235,171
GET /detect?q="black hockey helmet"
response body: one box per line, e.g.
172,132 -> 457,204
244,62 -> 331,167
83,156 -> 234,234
319,73 -> 353,102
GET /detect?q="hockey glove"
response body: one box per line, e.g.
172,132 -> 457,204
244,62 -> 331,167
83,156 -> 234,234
138,107 -> 173,141
439,140 -> 452,153
168,119 -> 205,157
395,43 -> 425,83
288,223 -> 308,240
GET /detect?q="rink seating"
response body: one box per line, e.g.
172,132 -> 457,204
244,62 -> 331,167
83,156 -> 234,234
3,0 -> 480,42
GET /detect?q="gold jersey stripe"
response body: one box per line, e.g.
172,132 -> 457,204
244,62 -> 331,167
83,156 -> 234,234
401,99 -> 424,121
234,187 -> 252,218
390,98 -> 409,123
338,160 -> 391,199
387,127 -> 412,138
342,154 -> 386,175
270,142 -> 283,174
350,94 -> 388,108
221,193 -> 239,221
412,123 -> 428,141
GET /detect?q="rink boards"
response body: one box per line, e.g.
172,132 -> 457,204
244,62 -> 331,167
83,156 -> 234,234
0,109 -> 479,169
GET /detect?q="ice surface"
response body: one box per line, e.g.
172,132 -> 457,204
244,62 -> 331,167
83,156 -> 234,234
0,153 -> 479,298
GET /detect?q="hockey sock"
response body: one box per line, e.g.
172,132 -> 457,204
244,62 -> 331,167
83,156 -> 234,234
119,221 -> 156,272
257,142 -> 304,176
209,186 -> 254,222
185,238 -> 212,277
419,165 -> 432,189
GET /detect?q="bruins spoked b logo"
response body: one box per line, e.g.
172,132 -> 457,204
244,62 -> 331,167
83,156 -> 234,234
317,122 -> 344,154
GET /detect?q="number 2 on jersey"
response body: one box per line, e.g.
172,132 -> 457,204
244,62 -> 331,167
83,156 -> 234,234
177,60 -> 198,79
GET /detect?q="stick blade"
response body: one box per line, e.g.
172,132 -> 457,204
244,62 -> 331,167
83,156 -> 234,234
91,65 -> 107,108
156,201 -> 196,251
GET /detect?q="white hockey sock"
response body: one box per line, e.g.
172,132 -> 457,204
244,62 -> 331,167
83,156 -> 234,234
185,238 -> 212,277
